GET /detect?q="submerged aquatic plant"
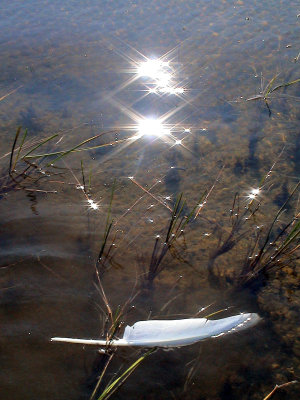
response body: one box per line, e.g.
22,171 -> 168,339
95,348 -> 156,400
247,73 -> 300,116
237,182 -> 300,287
0,126 -> 118,196
206,184 -> 299,289
205,191 -> 261,287
0,127 -> 58,195
141,191 -> 207,288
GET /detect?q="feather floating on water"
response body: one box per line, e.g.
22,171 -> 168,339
51,313 -> 260,348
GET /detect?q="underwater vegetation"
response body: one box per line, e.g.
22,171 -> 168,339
246,74 -> 300,116
1,124 -> 299,399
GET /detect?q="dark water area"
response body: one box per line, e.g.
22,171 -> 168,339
0,1 -> 299,399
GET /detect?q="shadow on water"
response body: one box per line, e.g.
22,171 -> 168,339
18,106 -> 43,134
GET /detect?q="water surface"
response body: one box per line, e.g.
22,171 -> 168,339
1,1 -> 299,399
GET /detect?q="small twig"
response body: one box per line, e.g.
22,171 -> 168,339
262,380 -> 298,400
0,85 -> 23,102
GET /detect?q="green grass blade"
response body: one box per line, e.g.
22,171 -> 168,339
22,150 -> 65,159
97,348 -> 156,400
283,219 -> 300,245
270,78 -> 300,94
275,219 -> 300,254
24,142 -> 118,159
12,128 -> 28,171
264,74 -> 279,99
98,222 -> 113,262
165,193 -> 183,242
257,181 -> 300,259
9,126 -> 22,174
47,132 -> 110,166
22,134 -> 58,159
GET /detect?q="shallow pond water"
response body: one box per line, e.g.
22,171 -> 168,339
0,1 -> 300,399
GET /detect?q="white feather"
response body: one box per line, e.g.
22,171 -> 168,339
51,313 -> 260,348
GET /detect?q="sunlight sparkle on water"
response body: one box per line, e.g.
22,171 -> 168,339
248,187 -> 261,200
137,118 -> 170,138
137,59 -> 170,80
137,59 -> 183,95
87,199 -> 99,210
159,87 -> 184,94
251,188 -> 260,195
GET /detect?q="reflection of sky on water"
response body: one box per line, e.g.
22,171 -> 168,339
1,0 -> 299,148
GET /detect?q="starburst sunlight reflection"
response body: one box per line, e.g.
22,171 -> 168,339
137,59 -> 170,80
86,198 -> 99,210
246,187 -> 262,201
136,58 -> 184,96
137,118 -> 170,138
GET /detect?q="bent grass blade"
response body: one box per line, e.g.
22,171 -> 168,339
97,349 -> 156,400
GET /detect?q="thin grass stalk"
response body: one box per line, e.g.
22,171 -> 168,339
22,134 -> 58,159
97,348 -> 156,400
47,131 -> 115,166
165,193 -> 183,242
269,78 -> 300,94
90,353 -> 115,400
24,141 -> 122,159
98,181 -> 116,263
9,127 -> 21,174
148,237 -> 160,281
12,128 -> 27,171
98,222 -> 113,263
254,182 -> 299,263
264,74 -> 279,99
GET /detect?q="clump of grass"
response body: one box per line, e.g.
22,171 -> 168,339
141,192 -> 204,288
237,182 -> 299,287
247,73 -> 300,116
205,182 -> 299,289
1,126 -> 118,196
206,191 -> 260,287
1,127 -> 58,194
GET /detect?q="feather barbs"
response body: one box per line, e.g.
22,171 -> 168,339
51,313 -> 261,348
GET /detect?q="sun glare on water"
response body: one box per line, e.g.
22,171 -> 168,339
137,59 -> 170,79
87,199 -> 99,210
137,118 -> 170,138
136,59 -> 184,95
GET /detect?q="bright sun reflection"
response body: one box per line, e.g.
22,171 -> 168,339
87,198 -> 99,210
137,59 -> 170,79
137,118 -> 170,138
137,59 -> 184,95
247,188 -> 261,201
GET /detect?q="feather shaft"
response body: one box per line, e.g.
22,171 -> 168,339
51,313 -> 260,348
